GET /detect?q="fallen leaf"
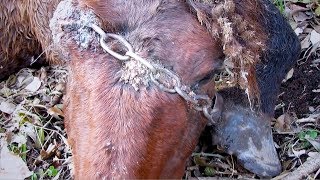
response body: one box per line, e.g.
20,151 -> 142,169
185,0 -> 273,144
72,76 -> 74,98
6,75 -> 17,87
305,138 -> 320,152
0,101 -> 16,114
309,106 -> 315,112
55,82 -> 66,92
312,89 -> 320,92
16,70 -> 33,88
310,30 -> 320,46
294,27 -> 303,36
0,138 -> 33,179
25,77 -> 41,92
282,68 -> 294,82
20,123 -> 37,144
313,59 -> 320,64
39,67 -> 47,82
300,34 -> 311,49
308,152 -> 320,158
0,87 -> 12,97
315,6 -> 320,16
292,148 -> 306,157
10,134 -> 27,147
47,106 -> 64,119
274,113 -> 294,132
42,143 -> 58,160
0,97 -> 5,104
293,12 -> 312,22
296,113 -> 319,123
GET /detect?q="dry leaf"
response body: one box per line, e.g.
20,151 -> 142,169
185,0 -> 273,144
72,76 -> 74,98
39,67 -> 47,82
292,148 -> 306,157
20,123 -> 37,144
305,138 -> 320,152
310,30 -> 320,46
300,34 -> 311,49
10,134 -> 27,147
309,106 -> 315,112
0,138 -> 33,179
47,106 -> 64,119
25,77 -> 41,92
16,71 -> 33,88
282,68 -> 294,82
294,27 -> 303,36
312,89 -> 320,93
315,6 -> 320,16
293,12 -> 312,22
289,3 -> 309,12
274,113 -> 294,132
0,97 -> 5,104
0,101 -> 16,114
308,152 -> 320,158
55,82 -> 65,92
41,143 -> 58,160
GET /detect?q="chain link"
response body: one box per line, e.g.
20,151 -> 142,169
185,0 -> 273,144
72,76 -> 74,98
90,24 -> 221,124
91,24 -> 133,61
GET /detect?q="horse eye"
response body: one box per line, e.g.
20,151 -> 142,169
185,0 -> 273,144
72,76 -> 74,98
199,73 -> 215,85
192,72 -> 215,91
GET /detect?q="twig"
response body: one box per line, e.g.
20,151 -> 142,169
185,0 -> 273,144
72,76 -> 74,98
314,168 -> 320,179
191,152 -> 225,159
282,153 -> 320,180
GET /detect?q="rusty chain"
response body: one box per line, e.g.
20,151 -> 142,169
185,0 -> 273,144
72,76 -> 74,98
90,23 -> 220,124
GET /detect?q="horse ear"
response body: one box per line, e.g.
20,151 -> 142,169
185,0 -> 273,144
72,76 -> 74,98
80,0 -> 124,31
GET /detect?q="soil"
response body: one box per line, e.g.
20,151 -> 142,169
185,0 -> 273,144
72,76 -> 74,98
275,55 -> 320,118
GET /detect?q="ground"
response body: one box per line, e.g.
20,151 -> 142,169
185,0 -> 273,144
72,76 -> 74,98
0,1 -> 319,179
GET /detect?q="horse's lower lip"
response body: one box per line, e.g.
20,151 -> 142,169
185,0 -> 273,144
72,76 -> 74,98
236,138 -> 282,177
238,155 -> 282,177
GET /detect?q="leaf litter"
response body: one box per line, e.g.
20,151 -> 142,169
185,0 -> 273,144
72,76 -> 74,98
0,0 -> 319,179
0,66 -> 71,179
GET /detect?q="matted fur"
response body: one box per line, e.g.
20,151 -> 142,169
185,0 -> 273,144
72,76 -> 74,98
0,0 -> 291,178
55,0 -> 223,178
188,0 -> 268,105
0,0 -> 61,79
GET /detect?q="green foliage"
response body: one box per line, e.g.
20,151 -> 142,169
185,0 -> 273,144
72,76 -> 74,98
31,173 -> 38,180
18,112 -> 32,126
298,129 -> 318,141
315,6 -> 320,16
8,143 -> 28,162
204,167 -> 216,176
37,128 -> 45,147
298,129 -> 319,148
20,143 -> 27,161
273,0 -> 285,14
45,166 -> 58,177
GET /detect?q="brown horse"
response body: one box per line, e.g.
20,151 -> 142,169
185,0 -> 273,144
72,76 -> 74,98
0,0 -> 300,178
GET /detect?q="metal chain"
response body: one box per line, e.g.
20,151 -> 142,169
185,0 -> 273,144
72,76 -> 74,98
90,24 -> 220,123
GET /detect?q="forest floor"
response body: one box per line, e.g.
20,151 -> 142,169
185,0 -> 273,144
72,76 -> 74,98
0,1 -> 319,179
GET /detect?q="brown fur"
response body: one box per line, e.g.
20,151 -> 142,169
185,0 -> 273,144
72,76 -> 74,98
1,0 -> 271,178
62,0 -> 224,178
188,0 -> 268,103
0,0 -> 61,79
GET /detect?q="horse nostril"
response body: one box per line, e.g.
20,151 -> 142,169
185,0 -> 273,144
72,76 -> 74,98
209,92 -> 224,124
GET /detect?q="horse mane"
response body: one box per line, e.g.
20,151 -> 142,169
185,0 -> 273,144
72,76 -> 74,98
187,0 -> 268,107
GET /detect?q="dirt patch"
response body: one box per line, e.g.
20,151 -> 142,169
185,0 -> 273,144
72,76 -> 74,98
276,56 -> 320,118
